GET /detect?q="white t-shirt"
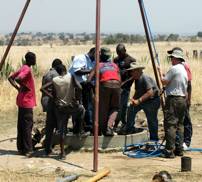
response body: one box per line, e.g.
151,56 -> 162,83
164,64 -> 188,97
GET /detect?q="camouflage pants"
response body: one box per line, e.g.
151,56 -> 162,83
164,96 -> 186,151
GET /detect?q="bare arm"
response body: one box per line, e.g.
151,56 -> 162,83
131,88 -> 154,106
40,82 -> 53,98
187,81 -> 192,107
8,76 -> 20,91
87,68 -> 96,82
157,67 -> 170,86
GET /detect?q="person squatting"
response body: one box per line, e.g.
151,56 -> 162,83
8,45 -> 192,159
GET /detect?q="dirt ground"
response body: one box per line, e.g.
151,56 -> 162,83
0,104 -> 202,182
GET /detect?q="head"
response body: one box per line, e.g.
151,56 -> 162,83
152,171 -> 172,182
100,47 -> 112,62
167,48 -> 185,65
116,43 -> 126,59
88,47 -> 96,61
127,62 -> 145,80
167,47 -> 183,54
25,52 -> 36,66
52,58 -> 62,69
55,64 -> 67,76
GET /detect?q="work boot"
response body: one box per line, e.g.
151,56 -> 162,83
161,149 -> 175,159
60,153 -> 66,160
128,127 -> 144,134
174,150 -> 184,156
79,131 -> 90,138
117,125 -> 128,135
24,151 -> 34,158
105,127 -> 114,136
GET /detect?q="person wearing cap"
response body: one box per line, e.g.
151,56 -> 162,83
158,48 -> 188,158
167,47 -> 192,149
41,64 -> 88,159
88,47 -> 121,136
113,44 -> 136,131
41,58 -> 62,155
118,62 -> 160,141
69,48 -> 95,133
8,52 -> 37,157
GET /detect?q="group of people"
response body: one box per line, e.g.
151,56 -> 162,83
8,44 -> 192,159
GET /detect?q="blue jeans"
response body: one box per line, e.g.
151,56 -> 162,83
115,88 -> 130,127
126,97 -> 160,141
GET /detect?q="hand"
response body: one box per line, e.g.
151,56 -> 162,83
187,99 -> 191,108
130,98 -> 140,106
157,66 -> 165,77
20,86 -> 30,92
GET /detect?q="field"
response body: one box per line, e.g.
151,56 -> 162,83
0,42 -> 202,181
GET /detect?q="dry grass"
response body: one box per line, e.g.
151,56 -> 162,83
0,170 -> 56,182
0,42 -> 202,113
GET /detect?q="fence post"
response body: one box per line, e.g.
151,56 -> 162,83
193,50 -> 198,59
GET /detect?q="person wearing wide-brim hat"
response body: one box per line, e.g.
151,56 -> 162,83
167,47 -> 193,150
118,62 -> 160,142
167,48 -> 185,62
158,48 -> 188,158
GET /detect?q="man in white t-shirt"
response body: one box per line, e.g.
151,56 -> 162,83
158,49 -> 188,158
167,47 -> 193,149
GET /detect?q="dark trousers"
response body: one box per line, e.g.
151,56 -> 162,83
81,83 -> 94,130
17,107 -> 33,153
176,106 -> 192,147
164,96 -> 186,151
126,97 -> 160,141
44,100 -> 58,154
99,85 -> 120,135
56,104 -> 85,155
114,88 -> 130,127
184,107 -> 192,146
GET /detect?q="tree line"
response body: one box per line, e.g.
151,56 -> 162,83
0,32 -> 202,46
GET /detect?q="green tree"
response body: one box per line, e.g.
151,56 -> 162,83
197,32 -> 202,37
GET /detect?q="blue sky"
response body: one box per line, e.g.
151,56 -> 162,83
0,0 -> 201,34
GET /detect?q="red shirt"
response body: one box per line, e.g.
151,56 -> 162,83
99,62 -> 120,82
182,62 -> 192,81
11,65 -> 36,108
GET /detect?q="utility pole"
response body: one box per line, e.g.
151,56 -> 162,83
138,0 -> 161,89
138,0 -> 165,107
0,0 -> 31,71
93,0 -> 101,172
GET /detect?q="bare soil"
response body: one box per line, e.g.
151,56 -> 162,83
0,105 -> 202,182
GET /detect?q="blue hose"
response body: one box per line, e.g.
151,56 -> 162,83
123,142 -> 163,158
123,142 -> 202,158
186,148 -> 202,152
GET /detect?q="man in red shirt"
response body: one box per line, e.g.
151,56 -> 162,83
88,47 -> 121,136
8,52 -> 36,157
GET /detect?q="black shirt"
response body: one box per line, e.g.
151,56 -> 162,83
114,54 -> 136,90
